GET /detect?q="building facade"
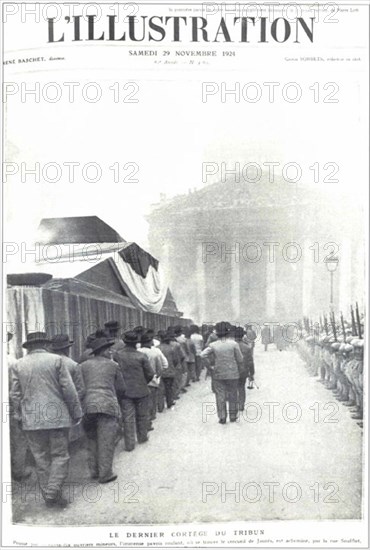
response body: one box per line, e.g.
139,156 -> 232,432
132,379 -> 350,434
147,177 -> 365,325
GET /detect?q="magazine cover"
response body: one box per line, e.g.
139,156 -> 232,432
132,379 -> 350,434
1,1 -> 369,547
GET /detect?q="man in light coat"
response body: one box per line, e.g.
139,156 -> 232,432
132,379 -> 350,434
11,332 -> 83,508
201,322 -> 243,424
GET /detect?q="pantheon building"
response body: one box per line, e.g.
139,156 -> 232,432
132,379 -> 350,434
147,175 -> 364,325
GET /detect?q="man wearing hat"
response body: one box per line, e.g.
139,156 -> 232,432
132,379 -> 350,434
50,335 -> 85,404
80,336 -> 127,483
78,333 -> 97,363
139,332 -> 168,429
11,332 -> 83,507
201,322 -> 243,424
104,320 -> 126,353
115,331 -> 154,451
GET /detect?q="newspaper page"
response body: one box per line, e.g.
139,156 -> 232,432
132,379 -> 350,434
1,0 -> 369,548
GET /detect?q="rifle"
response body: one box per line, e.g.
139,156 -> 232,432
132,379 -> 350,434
356,302 -> 362,339
340,312 -> 346,343
324,314 -> 328,335
330,311 -> 337,341
350,305 -> 358,337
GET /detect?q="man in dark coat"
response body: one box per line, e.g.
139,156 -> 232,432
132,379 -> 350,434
105,320 -> 126,353
274,324 -> 288,351
244,324 -> 257,356
80,337 -> 126,483
235,327 -> 255,410
261,324 -> 271,352
201,322 -> 243,424
115,331 -> 154,451
11,332 -> 82,507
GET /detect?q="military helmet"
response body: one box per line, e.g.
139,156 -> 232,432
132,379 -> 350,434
344,343 -> 354,354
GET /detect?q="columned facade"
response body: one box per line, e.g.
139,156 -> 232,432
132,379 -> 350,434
147,179 -> 364,324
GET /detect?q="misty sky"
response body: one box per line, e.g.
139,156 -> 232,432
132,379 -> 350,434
4,4 -> 368,256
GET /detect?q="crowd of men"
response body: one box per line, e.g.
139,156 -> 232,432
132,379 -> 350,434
7,313 -> 364,511
296,315 -> 365,428
7,321 -> 256,509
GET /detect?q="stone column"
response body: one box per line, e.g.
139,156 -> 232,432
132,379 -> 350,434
266,257 -> 276,318
195,241 -> 207,323
161,241 -> 172,290
302,238 -> 313,316
231,255 -> 241,323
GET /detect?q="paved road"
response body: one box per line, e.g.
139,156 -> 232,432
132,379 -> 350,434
12,345 -> 363,524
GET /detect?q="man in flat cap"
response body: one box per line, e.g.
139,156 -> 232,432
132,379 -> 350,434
104,320 -> 126,353
80,336 -> 126,483
115,331 -> 154,451
11,332 -> 83,508
201,322 -> 243,424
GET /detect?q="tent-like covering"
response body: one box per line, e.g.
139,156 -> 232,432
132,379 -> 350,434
7,216 -> 175,315
37,216 -> 125,244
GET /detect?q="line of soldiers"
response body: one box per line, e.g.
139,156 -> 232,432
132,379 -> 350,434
7,321 -> 206,509
296,311 -> 365,428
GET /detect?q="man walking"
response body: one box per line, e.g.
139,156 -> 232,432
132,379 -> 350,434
11,332 -> 82,507
261,324 -> 271,352
201,322 -> 243,424
115,331 -> 154,451
80,336 -> 126,483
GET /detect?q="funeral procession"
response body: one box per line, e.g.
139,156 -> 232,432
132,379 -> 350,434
4,172 -> 366,526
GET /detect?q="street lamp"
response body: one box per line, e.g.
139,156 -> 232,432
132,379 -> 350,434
324,256 -> 339,310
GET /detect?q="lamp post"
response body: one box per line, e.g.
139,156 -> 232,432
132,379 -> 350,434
324,256 -> 339,310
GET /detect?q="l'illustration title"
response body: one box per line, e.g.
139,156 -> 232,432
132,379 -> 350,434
47,15 -> 314,43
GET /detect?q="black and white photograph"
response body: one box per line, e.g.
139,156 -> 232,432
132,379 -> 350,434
1,1 -> 369,547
